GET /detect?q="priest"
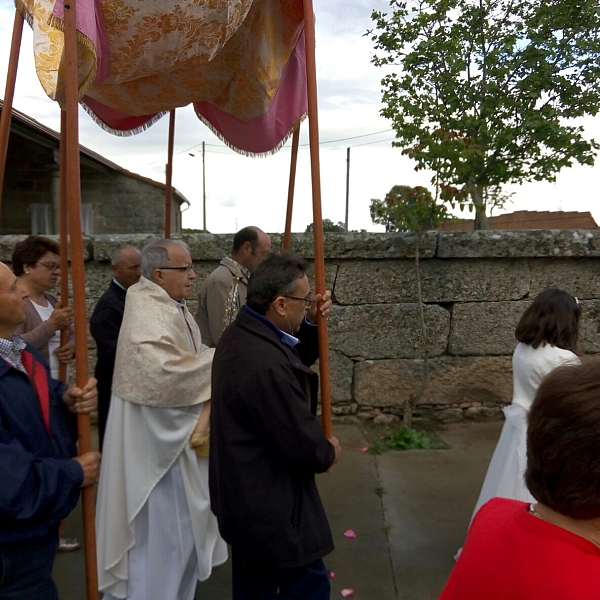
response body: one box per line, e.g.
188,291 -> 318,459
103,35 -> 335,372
96,239 -> 226,600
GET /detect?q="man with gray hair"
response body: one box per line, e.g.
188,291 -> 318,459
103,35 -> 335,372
90,245 -> 141,448
96,239 -> 226,600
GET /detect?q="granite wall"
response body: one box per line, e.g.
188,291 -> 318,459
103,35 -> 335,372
2,230 -> 599,424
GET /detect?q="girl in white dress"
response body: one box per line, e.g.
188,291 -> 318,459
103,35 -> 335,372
470,288 -> 582,519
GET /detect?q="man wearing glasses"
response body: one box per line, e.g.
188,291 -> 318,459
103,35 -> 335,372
96,239 -> 227,600
210,252 -> 341,600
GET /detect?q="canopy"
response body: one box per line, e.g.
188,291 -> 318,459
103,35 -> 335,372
18,0 -> 308,154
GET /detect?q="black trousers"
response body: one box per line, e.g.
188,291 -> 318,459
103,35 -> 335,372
232,546 -> 330,600
0,530 -> 59,600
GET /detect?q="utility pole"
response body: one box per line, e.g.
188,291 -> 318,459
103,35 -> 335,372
345,147 -> 350,231
202,141 -> 206,231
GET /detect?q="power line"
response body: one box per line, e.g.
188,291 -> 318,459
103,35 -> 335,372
298,128 -> 394,147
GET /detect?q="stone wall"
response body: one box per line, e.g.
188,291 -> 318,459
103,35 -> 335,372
2,230 -> 599,424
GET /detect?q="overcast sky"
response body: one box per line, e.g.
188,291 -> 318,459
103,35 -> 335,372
1,0 -> 599,233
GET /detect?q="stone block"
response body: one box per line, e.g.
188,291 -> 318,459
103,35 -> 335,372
464,406 -> 503,420
334,259 -> 530,305
0,235 -> 92,262
311,350 -> 354,403
328,303 -> 450,360
448,302 -> 530,356
92,234 -> 159,261
354,356 -> 513,408
438,230 -> 600,258
579,300 -> 600,354
529,258 -> 600,299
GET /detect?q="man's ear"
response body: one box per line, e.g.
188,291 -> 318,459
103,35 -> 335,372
272,296 -> 287,317
152,268 -> 165,287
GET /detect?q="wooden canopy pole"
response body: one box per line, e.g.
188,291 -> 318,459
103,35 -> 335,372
58,111 -> 69,384
0,10 -> 24,218
165,109 -> 175,238
283,125 -> 300,250
302,0 -> 332,438
63,3 -> 99,598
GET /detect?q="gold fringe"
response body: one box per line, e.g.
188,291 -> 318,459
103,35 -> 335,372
81,102 -> 169,136
14,0 -> 34,27
47,14 -> 98,99
193,110 -> 308,158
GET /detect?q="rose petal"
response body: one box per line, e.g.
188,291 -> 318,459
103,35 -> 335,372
360,447 -> 368,453
341,589 -> 355,598
343,529 -> 356,538
329,571 -> 336,579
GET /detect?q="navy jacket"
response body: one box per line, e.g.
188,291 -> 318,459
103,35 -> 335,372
0,344 -> 83,545
210,308 -> 335,569
90,280 -> 127,448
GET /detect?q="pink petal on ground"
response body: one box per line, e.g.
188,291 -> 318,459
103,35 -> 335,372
343,529 -> 357,538
341,589 -> 355,598
329,571 -> 337,579
360,447 -> 368,453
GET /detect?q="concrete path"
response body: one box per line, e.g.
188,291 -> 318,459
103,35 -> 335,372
53,421 -> 502,600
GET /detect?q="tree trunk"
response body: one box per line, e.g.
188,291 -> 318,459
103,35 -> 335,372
468,183 -> 490,230
403,236 -> 430,429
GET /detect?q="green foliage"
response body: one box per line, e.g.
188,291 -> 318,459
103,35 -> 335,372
369,426 -> 448,453
370,184 -> 451,233
369,0 -> 600,227
305,219 -> 346,233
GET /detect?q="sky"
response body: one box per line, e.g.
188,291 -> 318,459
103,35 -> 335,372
0,0 -> 599,233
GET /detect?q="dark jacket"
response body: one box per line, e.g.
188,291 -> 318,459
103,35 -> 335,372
0,344 -> 82,545
90,280 -> 127,448
209,307 -> 335,569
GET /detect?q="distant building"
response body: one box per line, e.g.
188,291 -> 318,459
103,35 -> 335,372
0,101 -> 189,235
438,210 -> 598,231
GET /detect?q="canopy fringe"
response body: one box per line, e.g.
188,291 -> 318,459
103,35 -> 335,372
81,102 -> 168,136
193,110 -> 308,158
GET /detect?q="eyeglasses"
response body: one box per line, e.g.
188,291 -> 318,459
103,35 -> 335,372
157,264 -> 195,272
37,261 -> 61,271
281,294 -> 313,308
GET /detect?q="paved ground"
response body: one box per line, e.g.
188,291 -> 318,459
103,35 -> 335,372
53,420 -> 502,600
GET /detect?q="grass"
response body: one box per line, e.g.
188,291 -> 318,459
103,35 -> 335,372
368,425 -> 448,454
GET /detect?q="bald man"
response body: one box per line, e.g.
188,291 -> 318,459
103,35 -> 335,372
196,226 -> 271,347
90,245 -> 141,448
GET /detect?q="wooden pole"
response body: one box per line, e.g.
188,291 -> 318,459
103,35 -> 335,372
283,126 -> 300,250
58,111 -> 69,384
0,10 -> 24,220
345,147 -> 350,232
202,140 -> 206,231
165,109 -> 175,238
63,3 -> 99,598
302,0 -> 332,438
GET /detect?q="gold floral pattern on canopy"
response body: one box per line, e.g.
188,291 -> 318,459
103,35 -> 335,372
17,0 -> 305,121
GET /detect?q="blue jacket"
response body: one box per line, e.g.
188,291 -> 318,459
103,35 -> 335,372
0,344 -> 83,544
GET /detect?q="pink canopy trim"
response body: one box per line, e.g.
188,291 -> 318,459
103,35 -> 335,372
193,31 -> 307,155
81,31 -> 307,155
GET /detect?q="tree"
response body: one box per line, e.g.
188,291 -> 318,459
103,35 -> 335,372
305,219 -> 346,233
370,0 -> 600,229
370,185 -> 451,427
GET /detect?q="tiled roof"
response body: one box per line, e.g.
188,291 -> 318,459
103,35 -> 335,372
438,210 -> 598,231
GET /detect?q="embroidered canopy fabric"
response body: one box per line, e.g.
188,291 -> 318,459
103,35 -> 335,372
16,0 -> 307,154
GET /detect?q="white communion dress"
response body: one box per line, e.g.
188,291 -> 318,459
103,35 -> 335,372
470,342 -> 580,521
